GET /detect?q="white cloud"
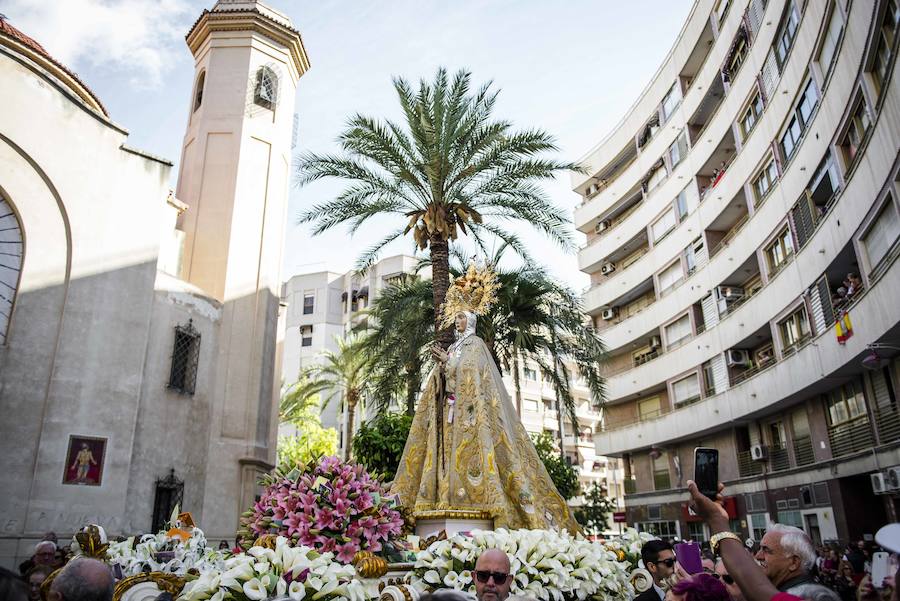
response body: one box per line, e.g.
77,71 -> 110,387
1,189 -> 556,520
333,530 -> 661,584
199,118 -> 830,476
2,0 -> 194,87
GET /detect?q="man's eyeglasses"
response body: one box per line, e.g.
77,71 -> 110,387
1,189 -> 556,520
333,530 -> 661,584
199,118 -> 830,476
712,573 -> 735,585
475,570 -> 510,584
653,558 -> 676,568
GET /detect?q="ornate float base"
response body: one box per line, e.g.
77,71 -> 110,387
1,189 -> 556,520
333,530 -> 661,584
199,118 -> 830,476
414,509 -> 494,538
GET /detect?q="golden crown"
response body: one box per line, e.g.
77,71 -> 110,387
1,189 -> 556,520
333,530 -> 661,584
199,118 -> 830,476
441,263 -> 500,327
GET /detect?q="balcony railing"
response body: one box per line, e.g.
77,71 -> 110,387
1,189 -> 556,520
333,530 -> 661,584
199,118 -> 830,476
793,435 -> 815,466
582,201 -> 644,249
624,479 -> 637,494
828,418 -> 875,458
738,450 -> 764,477
770,442 -> 790,472
709,212 -> 751,257
730,355 -> 778,386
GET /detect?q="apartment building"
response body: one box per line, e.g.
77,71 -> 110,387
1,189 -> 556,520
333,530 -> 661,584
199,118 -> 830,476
573,0 -> 900,542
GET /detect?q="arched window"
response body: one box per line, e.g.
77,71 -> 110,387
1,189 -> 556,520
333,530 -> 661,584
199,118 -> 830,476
254,66 -> 279,110
0,194 -> 23,344
193,71 -> 206,112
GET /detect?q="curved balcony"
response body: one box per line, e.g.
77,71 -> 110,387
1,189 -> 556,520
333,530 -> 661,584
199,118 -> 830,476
575,0 -> 779,224
579,2 -> 786,293
595,252 -> 900,456
599,56 -> 900,398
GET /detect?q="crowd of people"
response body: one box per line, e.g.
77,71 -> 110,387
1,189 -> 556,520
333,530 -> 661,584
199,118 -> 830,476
1,484 -> 897,601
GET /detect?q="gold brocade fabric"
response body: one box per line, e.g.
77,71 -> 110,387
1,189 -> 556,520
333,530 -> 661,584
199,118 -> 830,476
391,335 -> 580,533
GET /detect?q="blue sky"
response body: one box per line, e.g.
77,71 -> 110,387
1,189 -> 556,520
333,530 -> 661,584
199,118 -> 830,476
4,0 -> 693,289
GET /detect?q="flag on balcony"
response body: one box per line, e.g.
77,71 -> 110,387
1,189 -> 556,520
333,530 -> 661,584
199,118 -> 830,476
835,310 -> 853,344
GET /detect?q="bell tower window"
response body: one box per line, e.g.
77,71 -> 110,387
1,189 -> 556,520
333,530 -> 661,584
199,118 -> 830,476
254,66 -> 279,110
193,71 -> 205,112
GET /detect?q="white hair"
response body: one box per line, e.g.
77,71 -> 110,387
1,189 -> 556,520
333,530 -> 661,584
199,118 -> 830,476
768,523 -> 816,572
35,540 -> 56,553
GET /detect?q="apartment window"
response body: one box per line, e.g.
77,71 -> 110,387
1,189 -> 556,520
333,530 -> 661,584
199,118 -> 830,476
775,3 -> 800,68
652,451 -> 671,490
524,366 -> 537,381
300,325 -> 313,347
869,0 -> 900,96
668,132 -> 689,169
714,0 -> 731,24
675,187 -> 692,220
749,513 -> 768,541
645,162 -> 668,192
684,237 -> 705,274
168,320 -> 201,395
739,93 -> 764,140
780,80 -> 819,161
687,522 -> 708,542
665,314 -> 692,348
765,227 -> 794,274
254,66 -> 279,109
838,97 -> 872,170
827,381 -> 868,425
724,29 -> 749,81
652,207 -> 677,242
777,510 -> 803,528
817,4 -> 845,82
639,521 -> 679,538
524,399 -> 539,412
862,196 -> 900,271
752,158 -> 778,203
778,305 -> 810,351
661,82 -> 682,122
639,396 -> 662,420
302,293 -> 315,315
657,260 -> 684,294
672,373 -> 701,406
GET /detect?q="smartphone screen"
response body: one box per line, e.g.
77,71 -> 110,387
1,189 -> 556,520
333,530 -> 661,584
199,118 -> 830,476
694,447 -> 719,500
675,541 -> 703,574
873,552 -> 889,588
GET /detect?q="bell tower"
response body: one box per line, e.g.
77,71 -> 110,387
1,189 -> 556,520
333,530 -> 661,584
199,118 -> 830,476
175,0 -> 309,536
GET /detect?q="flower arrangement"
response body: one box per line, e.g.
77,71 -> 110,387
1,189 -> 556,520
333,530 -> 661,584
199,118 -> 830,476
412,528 -> 648,601
238,456 -> 404,563
178,535 -> 367,601
600,528 -> 656,572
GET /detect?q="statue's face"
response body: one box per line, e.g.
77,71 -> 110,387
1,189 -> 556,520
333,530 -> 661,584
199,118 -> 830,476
455,312 -> 467,333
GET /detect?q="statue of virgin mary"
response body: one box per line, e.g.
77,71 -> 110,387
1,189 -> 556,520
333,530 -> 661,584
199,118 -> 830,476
391,265 -> 579,533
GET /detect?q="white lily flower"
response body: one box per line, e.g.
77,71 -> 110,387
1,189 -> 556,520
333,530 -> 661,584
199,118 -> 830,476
243,577 -> 268,600
288,580 -> 306,600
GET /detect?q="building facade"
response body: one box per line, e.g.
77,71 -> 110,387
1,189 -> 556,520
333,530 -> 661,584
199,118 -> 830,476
0,0 -> 309,568
573,0 -> 900,543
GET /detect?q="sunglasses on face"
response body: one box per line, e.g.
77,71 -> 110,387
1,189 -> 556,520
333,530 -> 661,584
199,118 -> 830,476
475,570 -> 510,584
654,558 -> 676,568
712,573 -> 735,585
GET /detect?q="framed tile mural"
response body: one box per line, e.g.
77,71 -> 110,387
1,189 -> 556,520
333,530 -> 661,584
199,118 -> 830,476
62,435 -> 106,486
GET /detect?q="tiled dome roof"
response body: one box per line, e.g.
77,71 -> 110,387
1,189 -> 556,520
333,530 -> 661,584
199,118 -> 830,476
0,15 -> 108,117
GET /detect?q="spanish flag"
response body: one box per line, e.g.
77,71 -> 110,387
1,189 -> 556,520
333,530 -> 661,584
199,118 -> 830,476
835,310 -> 853,344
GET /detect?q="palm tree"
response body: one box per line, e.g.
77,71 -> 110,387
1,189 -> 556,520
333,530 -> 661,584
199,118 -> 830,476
285,336 -> 372,460
358,277 -> 434,416
296,67 -> 577,347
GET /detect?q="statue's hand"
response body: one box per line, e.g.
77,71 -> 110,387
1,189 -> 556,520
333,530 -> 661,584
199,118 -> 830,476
431,345 -> 448,364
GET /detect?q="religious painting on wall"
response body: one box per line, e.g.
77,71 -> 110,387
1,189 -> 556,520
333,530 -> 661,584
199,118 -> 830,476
62,435 -> 106,486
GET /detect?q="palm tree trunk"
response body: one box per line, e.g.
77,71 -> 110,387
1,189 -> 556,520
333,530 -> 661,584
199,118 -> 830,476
345,392 -> 357,460
404,365 -> 418,415
430,235 -> 454,349
512,353 -> 522,415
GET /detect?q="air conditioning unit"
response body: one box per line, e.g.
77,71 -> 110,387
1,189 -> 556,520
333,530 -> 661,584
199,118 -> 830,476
649,335 -> 662,349
595,219 -> 612,234
601,261 -> 617,275
750,444 -> 768,461
716,286 -> 745,301
726,349 -> 751,366
588,183 -> 599,196
601,307 -> 619,320
886,467 -> 900,491
872,472 -> 887,495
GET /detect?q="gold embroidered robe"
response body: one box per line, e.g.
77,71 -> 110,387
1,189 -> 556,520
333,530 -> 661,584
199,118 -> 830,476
391,335 -> 579,533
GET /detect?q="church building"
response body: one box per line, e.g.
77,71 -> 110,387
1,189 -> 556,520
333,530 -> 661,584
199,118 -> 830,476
0,0 -> 309,567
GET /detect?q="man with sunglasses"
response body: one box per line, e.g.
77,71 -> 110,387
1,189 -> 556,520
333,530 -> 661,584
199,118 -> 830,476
636,540 -> 676,601
714,559 -> 744,601
474,549 -> 513,601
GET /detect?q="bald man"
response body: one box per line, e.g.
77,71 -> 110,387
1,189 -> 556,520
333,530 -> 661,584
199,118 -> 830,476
474,549 -> 513,601
48,557 -> 113,601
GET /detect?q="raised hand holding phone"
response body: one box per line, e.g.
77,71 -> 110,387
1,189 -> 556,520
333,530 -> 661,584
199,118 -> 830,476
694,447 -> 719,500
